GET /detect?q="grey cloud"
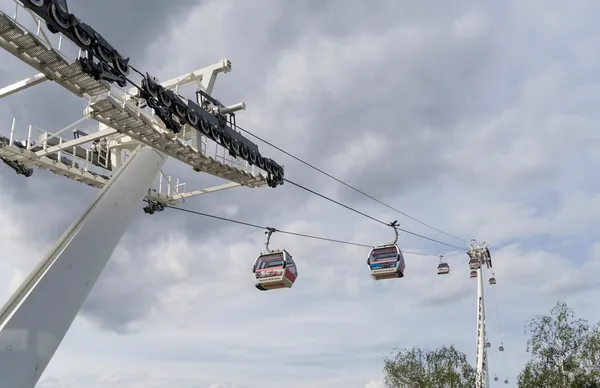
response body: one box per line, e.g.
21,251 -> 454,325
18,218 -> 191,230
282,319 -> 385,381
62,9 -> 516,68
3,0 -> 600,340
65,0 -> 198,61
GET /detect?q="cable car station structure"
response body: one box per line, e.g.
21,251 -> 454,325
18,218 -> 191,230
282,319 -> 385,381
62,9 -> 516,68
0,1 -> 285,386
0,1 -> 508,387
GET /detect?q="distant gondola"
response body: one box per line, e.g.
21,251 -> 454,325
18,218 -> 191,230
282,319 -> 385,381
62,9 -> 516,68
469,257 -> 481,270
437,255 -> 450,275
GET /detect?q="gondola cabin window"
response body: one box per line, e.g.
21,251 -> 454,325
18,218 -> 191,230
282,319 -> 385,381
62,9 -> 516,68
369,248 -> 398,263
256,253 -> 284,269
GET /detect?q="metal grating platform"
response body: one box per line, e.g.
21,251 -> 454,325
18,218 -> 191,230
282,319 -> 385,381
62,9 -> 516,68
0,135 -> 188,204
0,10 -> 109,98
0,139 -> 109,188
88,95 -> 268,188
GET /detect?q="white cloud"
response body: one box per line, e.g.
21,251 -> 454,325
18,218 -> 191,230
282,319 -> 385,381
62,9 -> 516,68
365,381 -> 384,388
2,0 -> 600,388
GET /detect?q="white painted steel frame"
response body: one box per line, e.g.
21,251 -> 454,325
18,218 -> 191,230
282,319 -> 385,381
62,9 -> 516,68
0,3 -> 266,387
0,145 -> 165,388
472,241 -> 490,388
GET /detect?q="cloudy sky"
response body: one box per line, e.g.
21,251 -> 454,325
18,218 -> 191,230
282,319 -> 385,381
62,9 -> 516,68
2,0 -> 600,387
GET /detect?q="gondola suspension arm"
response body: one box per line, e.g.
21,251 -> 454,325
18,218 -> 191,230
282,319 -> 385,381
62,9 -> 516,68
387,220 -> 399,245
265,227 -> 277,253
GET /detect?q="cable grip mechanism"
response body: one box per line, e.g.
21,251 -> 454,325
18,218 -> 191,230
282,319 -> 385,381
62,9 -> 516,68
265,227 -> 277,253
387,220 -> 399,245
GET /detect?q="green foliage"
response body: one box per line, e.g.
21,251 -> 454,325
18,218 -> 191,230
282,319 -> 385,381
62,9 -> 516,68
517,301 -> 600,388
383,345 -> 475,388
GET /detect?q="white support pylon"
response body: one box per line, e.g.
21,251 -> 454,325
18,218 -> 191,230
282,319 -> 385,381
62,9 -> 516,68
0,145 -> 165,388
470,240 -> 490,388
0,4 -> 272,387
475,265 -> 489,388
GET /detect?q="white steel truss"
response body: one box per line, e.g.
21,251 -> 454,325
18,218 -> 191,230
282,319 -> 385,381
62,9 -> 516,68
0,2 -> 275,386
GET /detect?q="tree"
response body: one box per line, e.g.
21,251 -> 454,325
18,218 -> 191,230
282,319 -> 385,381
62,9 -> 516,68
383,345 -> 475,388
517,301 -> 600,388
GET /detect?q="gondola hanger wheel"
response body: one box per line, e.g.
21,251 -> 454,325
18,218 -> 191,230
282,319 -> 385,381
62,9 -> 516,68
210,126 -> 221,142
73,25 -> 92,46
147,97 -> 159,110
50,3 -> 71,29
265,162 -> 273,174
186,110 -> 199,126
199,119 -> 210,134
29,0 -> 45,7
142,79 -> 158,99
222,135 -> 232,149
113,57 -> 130,76
257,156 -> 266,169
274,167 -> 283,179
240,146 -> 249,159
231,139 -> 240,154
249,151 -> 257,165
174,103 -> 187,119
94,44 -> 113,63
158,90 -> 172,108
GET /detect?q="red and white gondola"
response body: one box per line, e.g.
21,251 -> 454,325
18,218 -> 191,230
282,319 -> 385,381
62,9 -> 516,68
252,228 -> 298,291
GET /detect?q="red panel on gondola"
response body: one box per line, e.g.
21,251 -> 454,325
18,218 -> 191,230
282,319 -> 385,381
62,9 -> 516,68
285,269 -> 297,282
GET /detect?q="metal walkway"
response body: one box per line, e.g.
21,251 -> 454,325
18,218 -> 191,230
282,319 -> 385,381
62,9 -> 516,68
0,135 -> 109,188
0,10 -> 109,98
88,95 -> 267,187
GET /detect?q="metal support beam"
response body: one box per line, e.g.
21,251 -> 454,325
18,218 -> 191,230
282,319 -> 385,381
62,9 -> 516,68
0,145 -> 166,388
126,58 -> 231,98
0,73 -> 48,99
36,116 -> 89,151
170,181 -> 241,200
35,128 -> 117,157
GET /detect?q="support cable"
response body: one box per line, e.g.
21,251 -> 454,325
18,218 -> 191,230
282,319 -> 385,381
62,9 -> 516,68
283,178 -> 466,251
166,205 -> 464,257
234,123 -> 467,243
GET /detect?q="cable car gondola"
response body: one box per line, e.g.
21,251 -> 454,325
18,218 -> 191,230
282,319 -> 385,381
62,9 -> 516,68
489,273 -> 496,285
437,255 -> 450,275
367,221 -> 405,280
469,270 -> 477,278
468,257 -> 481,270
499,343 -> 504,352
252,228 -> 298,291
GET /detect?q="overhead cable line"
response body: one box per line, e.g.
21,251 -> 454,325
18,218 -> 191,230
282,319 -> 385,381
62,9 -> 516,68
282,178 -> 466,251
234,124 -> 466,243
492,283 -> 508,378
166,205 -> 465,257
